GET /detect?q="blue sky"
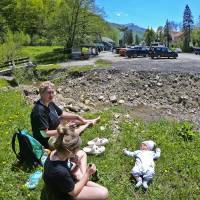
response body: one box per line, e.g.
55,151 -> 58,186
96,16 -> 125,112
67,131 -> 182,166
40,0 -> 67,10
95,0 -> 200,29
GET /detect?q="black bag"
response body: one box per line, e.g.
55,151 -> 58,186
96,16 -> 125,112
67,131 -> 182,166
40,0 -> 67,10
12,129 -> 44,167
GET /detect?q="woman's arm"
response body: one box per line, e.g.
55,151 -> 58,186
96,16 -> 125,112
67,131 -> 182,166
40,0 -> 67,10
61,111 -> 85,123
68,164 -> 96,197
41,129 -> 58,137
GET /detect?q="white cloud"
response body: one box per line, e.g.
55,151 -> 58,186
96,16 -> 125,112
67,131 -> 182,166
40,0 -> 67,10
115,12 -> 128,17
116,12 -> 122,17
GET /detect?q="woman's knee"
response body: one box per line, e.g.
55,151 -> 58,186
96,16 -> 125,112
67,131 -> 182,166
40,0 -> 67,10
99,187 -> 109,199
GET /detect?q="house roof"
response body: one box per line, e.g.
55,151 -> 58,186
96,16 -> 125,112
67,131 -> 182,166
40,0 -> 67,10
171,31 -> 183,42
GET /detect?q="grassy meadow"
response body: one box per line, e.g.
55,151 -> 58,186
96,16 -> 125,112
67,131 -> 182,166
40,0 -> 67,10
0,88 -> 200,200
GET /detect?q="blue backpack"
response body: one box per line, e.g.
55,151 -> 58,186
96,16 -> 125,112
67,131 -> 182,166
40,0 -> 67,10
12,129 -> 44,167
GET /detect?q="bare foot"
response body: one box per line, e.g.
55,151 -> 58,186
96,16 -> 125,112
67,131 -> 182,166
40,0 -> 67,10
87,116 -> 100,126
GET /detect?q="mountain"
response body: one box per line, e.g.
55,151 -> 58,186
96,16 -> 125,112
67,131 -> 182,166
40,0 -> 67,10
109,22 -> 146,38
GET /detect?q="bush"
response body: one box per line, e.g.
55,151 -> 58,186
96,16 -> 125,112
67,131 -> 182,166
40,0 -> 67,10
12,66 -> 35,84
0,31 -> 30,63
176,121 -> 196,141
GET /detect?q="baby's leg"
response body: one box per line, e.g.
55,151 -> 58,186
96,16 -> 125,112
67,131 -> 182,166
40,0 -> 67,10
142,168 -> 155,189
131,166 -> 143,188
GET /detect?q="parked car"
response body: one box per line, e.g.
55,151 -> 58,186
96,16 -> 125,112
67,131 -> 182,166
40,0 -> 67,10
193,47 -> 200,55
126,46 -> 149,58
149,47 -> 178,59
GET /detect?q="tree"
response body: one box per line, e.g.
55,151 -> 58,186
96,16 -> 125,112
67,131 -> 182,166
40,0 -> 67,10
192,28 -> 200,46
164,20 -> 172,47
156,26 -> 164,43
15,0 -> 46,44
124,29 -> 133,45
144,28 -> 156,46
182,4 -> 193,52
135,34 -> 140,45
0,16 -> 8,42
0,0 -> 18,32
198,15 -> 200,27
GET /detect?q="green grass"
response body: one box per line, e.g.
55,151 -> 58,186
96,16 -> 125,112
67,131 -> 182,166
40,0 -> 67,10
95,59 -> 112,68
0,90 -> 200,199
19,46 -> 69,64
35,64 -> 62,72
68,65 -> 94,74
19,46 -> 62,61
35,64 -> 64,81
0,78 -> 9,88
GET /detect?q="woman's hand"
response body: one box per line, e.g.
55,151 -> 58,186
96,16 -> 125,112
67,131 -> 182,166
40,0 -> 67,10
87,164 -> 96,176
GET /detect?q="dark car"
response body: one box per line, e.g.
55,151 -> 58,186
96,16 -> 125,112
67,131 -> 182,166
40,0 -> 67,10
126,46 -> 149,58
193,47 -> 200,55
150,47 -> 178,59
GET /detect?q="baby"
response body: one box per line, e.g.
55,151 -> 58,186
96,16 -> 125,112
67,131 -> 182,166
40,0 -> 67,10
123,140 -> 161,189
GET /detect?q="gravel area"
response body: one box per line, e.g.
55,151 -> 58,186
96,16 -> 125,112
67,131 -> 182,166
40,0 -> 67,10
25,52 -> 200,129
60,51 -> 200,73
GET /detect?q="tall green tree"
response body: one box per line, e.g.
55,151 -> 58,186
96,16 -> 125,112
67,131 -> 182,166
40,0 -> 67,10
192,28 -> 200,46
124,29 -> 133,45
0,0 -> 18,32
49,0 -> 97,48
15,0 -> 46,44
182,4 -> 193,52
144,28 -> 156,46
135,34 -> 140,45
164,20 -> 172,47
156,26 -> 164,43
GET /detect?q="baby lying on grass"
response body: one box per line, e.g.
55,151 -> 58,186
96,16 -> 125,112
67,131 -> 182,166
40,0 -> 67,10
123,140 -> 161,189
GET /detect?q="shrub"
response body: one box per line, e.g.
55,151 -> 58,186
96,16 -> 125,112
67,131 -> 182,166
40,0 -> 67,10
12,66 -> 35,84
176,121 -> 196,141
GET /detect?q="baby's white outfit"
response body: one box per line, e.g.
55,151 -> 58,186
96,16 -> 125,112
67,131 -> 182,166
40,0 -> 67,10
124,148 -> 161,181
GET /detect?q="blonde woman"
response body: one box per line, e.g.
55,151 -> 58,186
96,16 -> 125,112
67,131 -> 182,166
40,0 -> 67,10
31,81 -> 99,148
43,124 -> 108,200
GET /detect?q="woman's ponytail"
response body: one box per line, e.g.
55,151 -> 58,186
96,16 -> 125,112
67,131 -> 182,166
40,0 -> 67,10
54,124 -> 81,153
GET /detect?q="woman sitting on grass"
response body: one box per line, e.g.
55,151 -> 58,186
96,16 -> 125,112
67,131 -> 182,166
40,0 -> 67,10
31,81 -> 100,148
43,124 -> 108,200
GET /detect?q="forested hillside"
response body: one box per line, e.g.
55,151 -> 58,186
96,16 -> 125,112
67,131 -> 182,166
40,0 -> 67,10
0,0 -> 119,63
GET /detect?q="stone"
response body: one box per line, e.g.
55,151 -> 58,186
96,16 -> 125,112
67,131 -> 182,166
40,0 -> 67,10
118,99 -> 125,104
98,95 -> 105,101
114,114 -> 120,119
78,102 -> 90,111
66,105 -> 80,112
135,93 -> 140,98
157,82 -> 163,87
57,87 -> 63,93
109,95 -> 117,103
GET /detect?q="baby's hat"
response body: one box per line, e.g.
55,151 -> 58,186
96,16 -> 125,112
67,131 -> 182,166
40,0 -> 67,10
142,140 -> 156,150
